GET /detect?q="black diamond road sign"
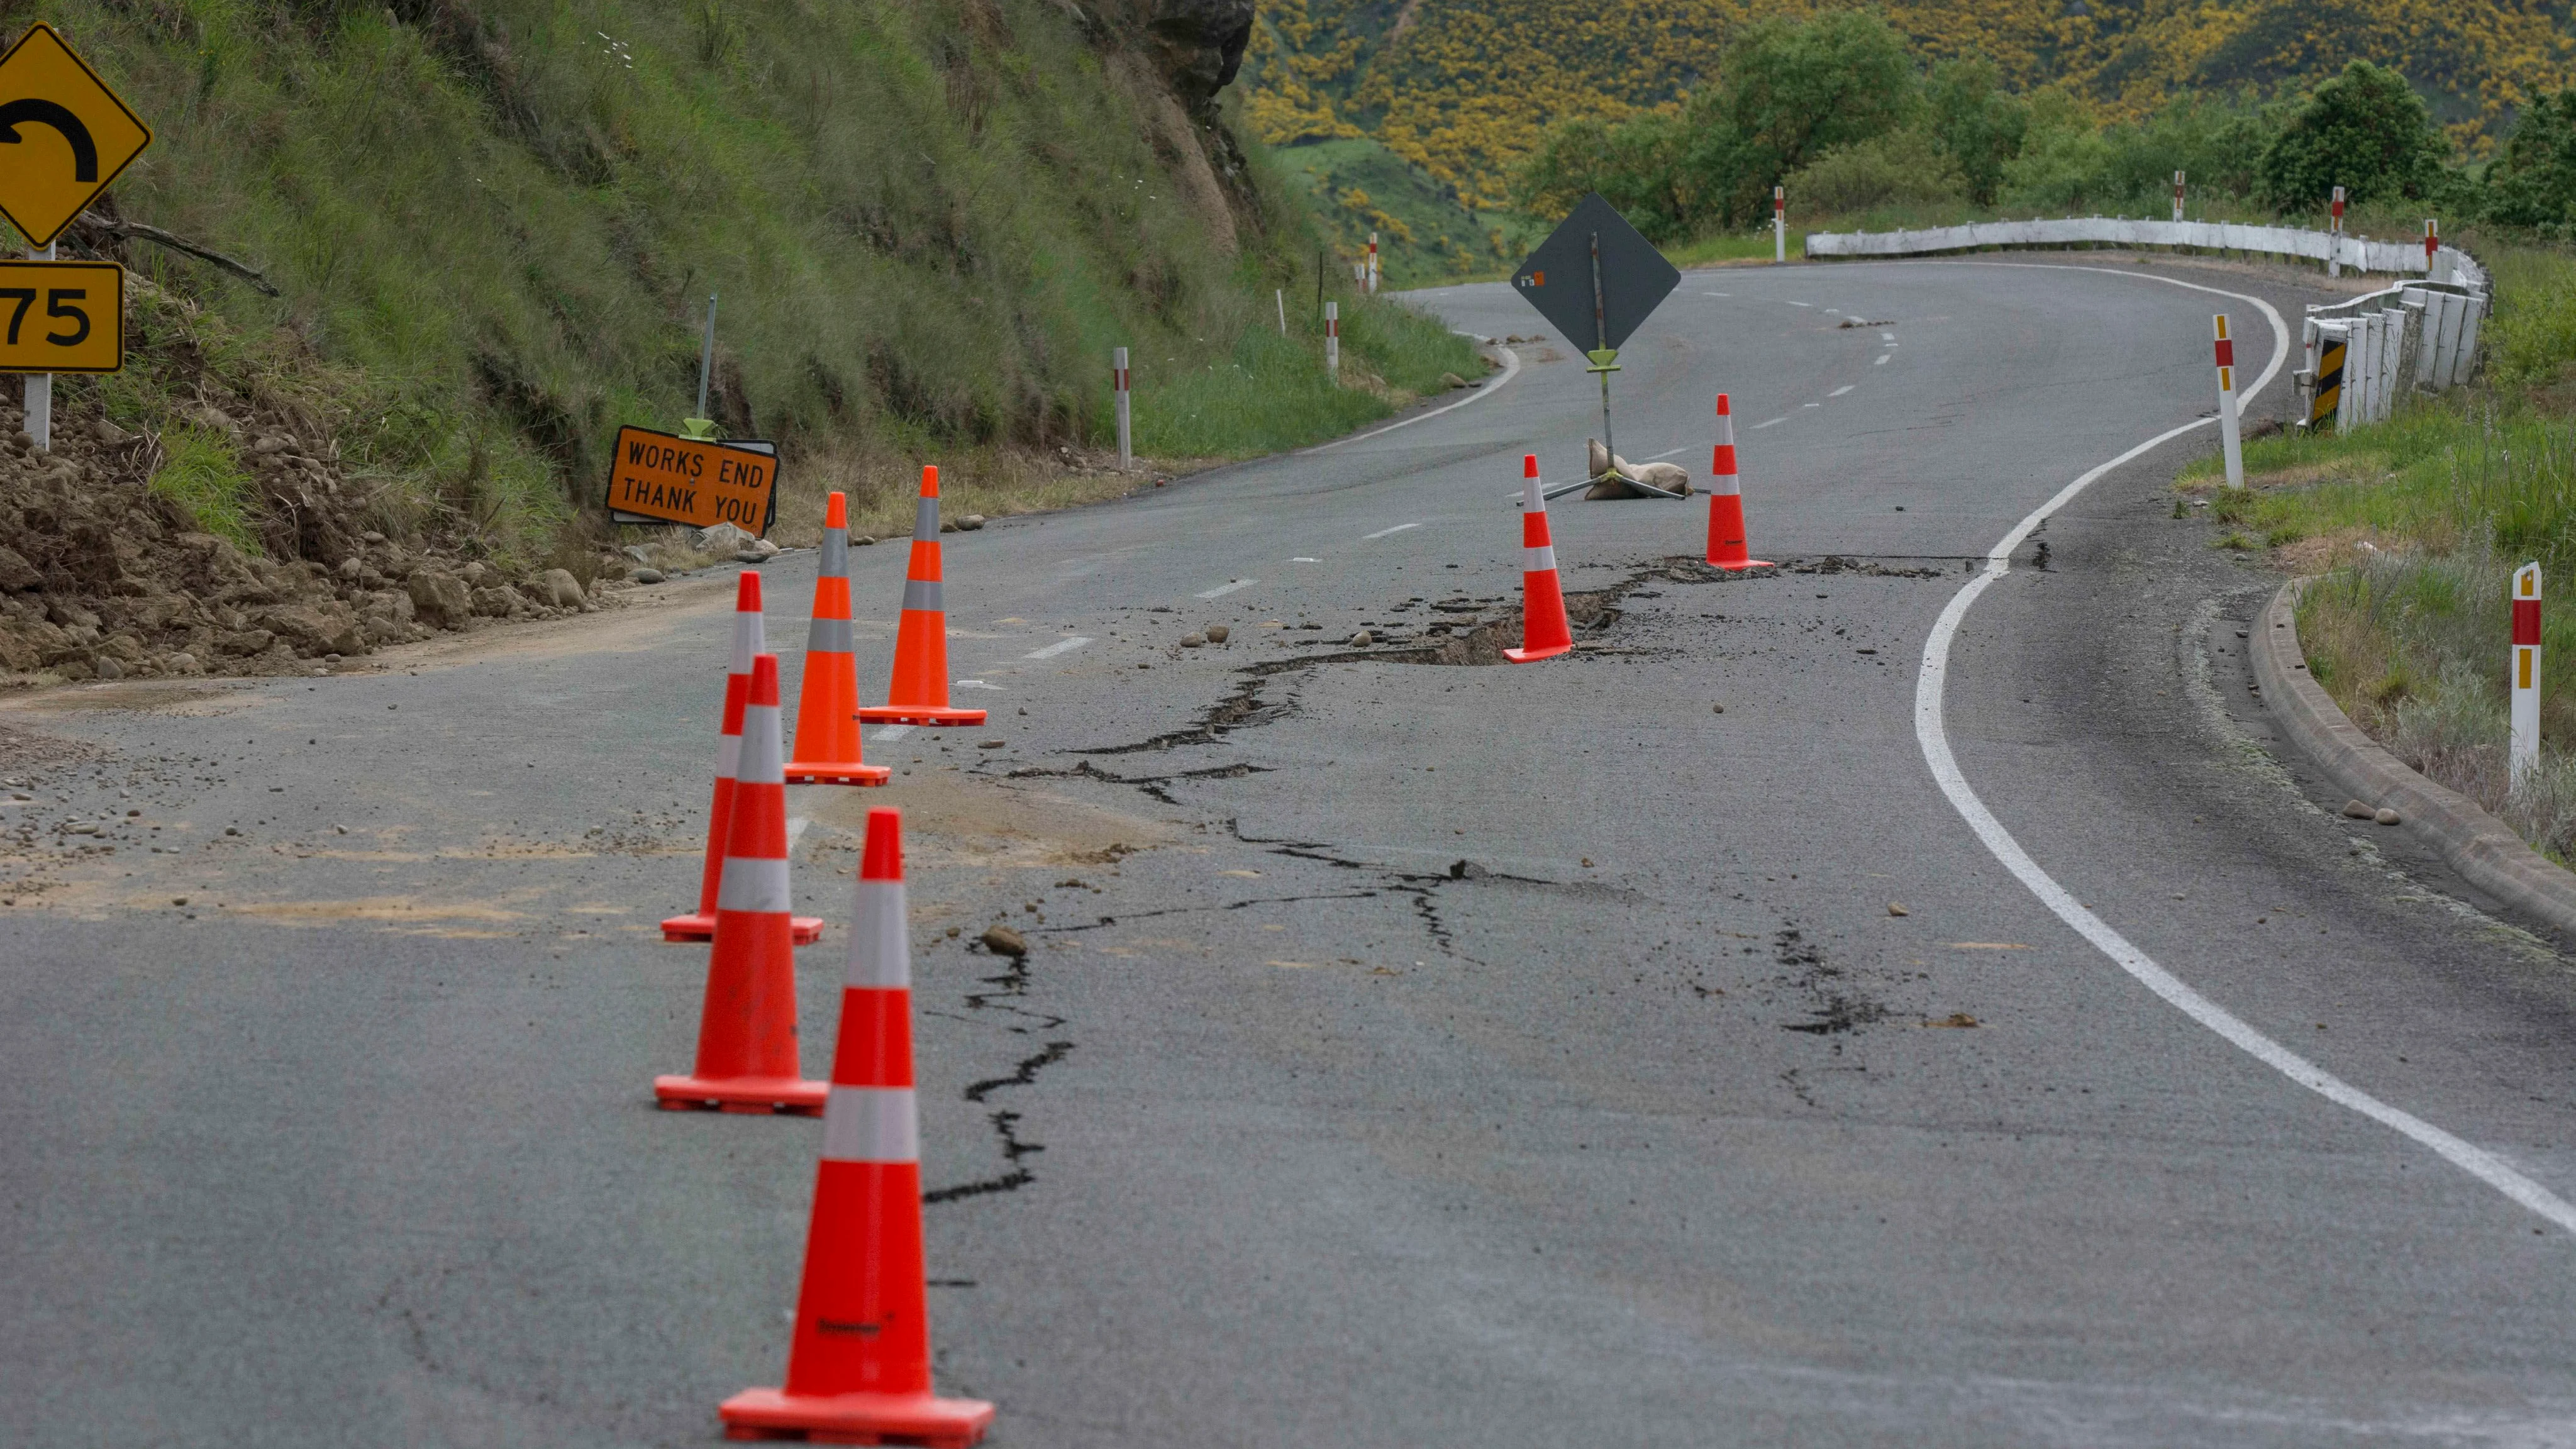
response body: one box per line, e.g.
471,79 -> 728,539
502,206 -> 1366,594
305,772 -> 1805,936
1510,192 -> 1680,353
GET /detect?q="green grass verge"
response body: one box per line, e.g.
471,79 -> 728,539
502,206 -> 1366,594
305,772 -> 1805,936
146,426 -> 258,554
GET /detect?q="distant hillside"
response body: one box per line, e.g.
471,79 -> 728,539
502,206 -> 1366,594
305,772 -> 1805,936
1245,0 -> 2576,212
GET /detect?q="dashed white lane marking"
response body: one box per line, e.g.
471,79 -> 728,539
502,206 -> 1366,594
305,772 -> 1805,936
1914,261 -> 2576,1235
954,679 -> 1005,691
1702,291 -> 1730,296
1829,385 -> 1855,397
1785,300 -> 1813,308
1880,331 -> 1896,341
1024,636 -> 1092,659
1291,556 -> 1319,562
1826,308 -> 1841,314
1362,523 -> 1422,540
1874,354 -> 1892,365
1801,402 -> 1821,408
1196,579 -> 1258,599
870,723 -> 914,741
1752,417 -> 1788,429
1643,446 -> 1690,461
1304,344 -> 1522,453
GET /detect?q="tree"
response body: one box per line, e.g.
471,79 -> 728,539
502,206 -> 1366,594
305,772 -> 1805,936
2257,60 -> 2449,209
2485,89 -> 2576,233
1925,59 -> 2029,207
1706,11 -> 1919,223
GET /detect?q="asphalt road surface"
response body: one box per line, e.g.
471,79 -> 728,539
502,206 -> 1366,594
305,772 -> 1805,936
8,257 -> 2576,1448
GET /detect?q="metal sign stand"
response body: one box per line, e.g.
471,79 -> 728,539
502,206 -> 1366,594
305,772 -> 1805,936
681,293 -> 719,440
23,241 -> 51,451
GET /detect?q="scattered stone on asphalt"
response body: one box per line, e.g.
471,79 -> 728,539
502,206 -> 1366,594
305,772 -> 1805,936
853,535 -> 877,546
958,514 -> 987,530
632,568 -> 664,584
695,521 -> 753,553
981,924 -> 1028,957
2375,808 -> 2401,825
1926,1013 -> 1980,1028
2343,799 -> 2375,819
1350,630 -> 1374,647
1888,902 -> 1909,916
978,740 -> 1006,749
1448,859 -> 1486,880
1204,625 -> 1229,643
1181,633 -> 1206,647
1712,703 -> 1725,713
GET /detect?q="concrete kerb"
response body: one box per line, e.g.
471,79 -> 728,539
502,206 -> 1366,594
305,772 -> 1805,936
2253,577 -> 2576,936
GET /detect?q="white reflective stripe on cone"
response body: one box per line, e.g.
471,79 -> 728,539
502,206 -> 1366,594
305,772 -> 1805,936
901,578 -> 945,613
848,880 -> 911,989
823,1085 -> 920,1163
1524,545 -> 1558,573
1522,477 -> 1544,513
716,731 -> 743,778
737,704 -> 785,784
914,497 -> 941,541
731,613 -> 763,675
718,856 -> 793,913
1707,472 -> 1741,497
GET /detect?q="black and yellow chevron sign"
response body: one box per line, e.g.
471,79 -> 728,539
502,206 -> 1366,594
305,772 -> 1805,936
0,24 -> 151,249
2312,336 -> 2346,430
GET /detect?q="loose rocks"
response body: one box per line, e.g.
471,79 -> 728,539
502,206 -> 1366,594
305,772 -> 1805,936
1349,630 -> 1374,647
2343,799 -> 2376,819
696,521 -> 753,554
1204,625 -> 1229,643
980,924 -> 1029,957
2375,807 -> 2401,825
1180,633 -> 1206,647
957,514 -> 987,531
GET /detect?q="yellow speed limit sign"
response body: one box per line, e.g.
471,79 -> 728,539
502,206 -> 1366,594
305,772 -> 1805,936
0,259 -> 121,373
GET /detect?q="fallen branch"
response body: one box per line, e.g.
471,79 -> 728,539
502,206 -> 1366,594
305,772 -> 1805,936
70,211 -> 281,297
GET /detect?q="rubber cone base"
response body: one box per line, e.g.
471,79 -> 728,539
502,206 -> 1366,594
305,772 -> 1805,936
1708,558 -> 1775,572
1504,641 -> 1573,663
653,1074 -> 828,1115
663,913 -> 824,945
783,763 -> 893,786
720,1387 -> 995,1446
854,705 -> 987,727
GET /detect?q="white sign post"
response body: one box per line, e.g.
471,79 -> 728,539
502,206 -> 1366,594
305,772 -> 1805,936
1772,186 -> 1785,263
1112,346 -> 1131,470
2172,170 -> 2186,223
2514,562 -> 2543,791
1324,302 -> 1338,384
2213,314 -> 2244,489
21,241 -> 51,451
2328,186 -> 2345,279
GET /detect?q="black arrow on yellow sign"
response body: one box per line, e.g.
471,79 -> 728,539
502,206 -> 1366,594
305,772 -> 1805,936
0,98 -> 97,180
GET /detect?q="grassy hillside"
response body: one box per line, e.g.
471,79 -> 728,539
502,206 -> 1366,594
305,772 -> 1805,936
1245,0 -> 2576,216
1270,136 -> 1541,286
6,0 -> 1475,562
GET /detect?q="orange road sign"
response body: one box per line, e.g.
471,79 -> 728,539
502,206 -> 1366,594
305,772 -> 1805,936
0,258 -> 119,372
605,426 -> 780,534
0,25 -> 152,248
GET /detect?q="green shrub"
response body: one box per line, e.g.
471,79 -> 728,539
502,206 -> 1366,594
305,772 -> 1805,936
147,426 -> 258,553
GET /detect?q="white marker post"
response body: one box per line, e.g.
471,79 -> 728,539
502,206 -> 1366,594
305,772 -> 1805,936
2514,563 -> 2542,791
1275,288 -> 1287,335
1773,186 -> 1785,263
1112,346 -> 1132,470
2213,314 -> 2244,489
2424,218 -> 2439,274
2172,170 -> 2186,223
1324,301 -> 1339,384
2328,186 -> 2345,278
22,242 -> 53,451
1367,231 -> 1379,294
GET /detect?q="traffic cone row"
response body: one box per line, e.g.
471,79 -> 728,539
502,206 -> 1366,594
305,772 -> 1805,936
786,492 -> 891,786
665,574 -> 823,945
656,653 -> 829,1116
1506,392 -> 1770,661
719,808 -> 996,1445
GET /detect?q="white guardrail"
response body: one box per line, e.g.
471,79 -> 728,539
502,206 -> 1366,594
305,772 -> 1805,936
1806,216 -> 2490,432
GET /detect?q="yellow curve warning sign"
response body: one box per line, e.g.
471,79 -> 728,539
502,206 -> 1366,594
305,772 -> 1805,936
0,258 -> 120,374
605,426 -> 780,534
0,25 -> 152,249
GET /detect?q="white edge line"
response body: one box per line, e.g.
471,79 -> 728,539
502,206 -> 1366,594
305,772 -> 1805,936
1828,386 -> 1855,397
1913,260 -> 2576,1234
1304,343 -> 1523,453
1361,522 -> 1423,540
1194,579 -> 1257,599
1751,417 -> 1787,430
1643,446 -> 1690,461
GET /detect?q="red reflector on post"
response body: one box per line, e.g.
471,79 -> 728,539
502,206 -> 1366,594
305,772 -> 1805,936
2515,599 -> 2542,646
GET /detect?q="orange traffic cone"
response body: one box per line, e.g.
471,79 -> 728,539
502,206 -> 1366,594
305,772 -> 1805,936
721,807 -> 996,1446
1705,393 -> 1773,570
857,465 -> 986,728
655,653 -> 829,1116
1506,453 -> 1575,663
666,574 -> 822,945
786,492 -> 892,787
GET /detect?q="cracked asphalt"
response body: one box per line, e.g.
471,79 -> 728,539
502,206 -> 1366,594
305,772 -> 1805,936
7,257 -> 2576,1446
